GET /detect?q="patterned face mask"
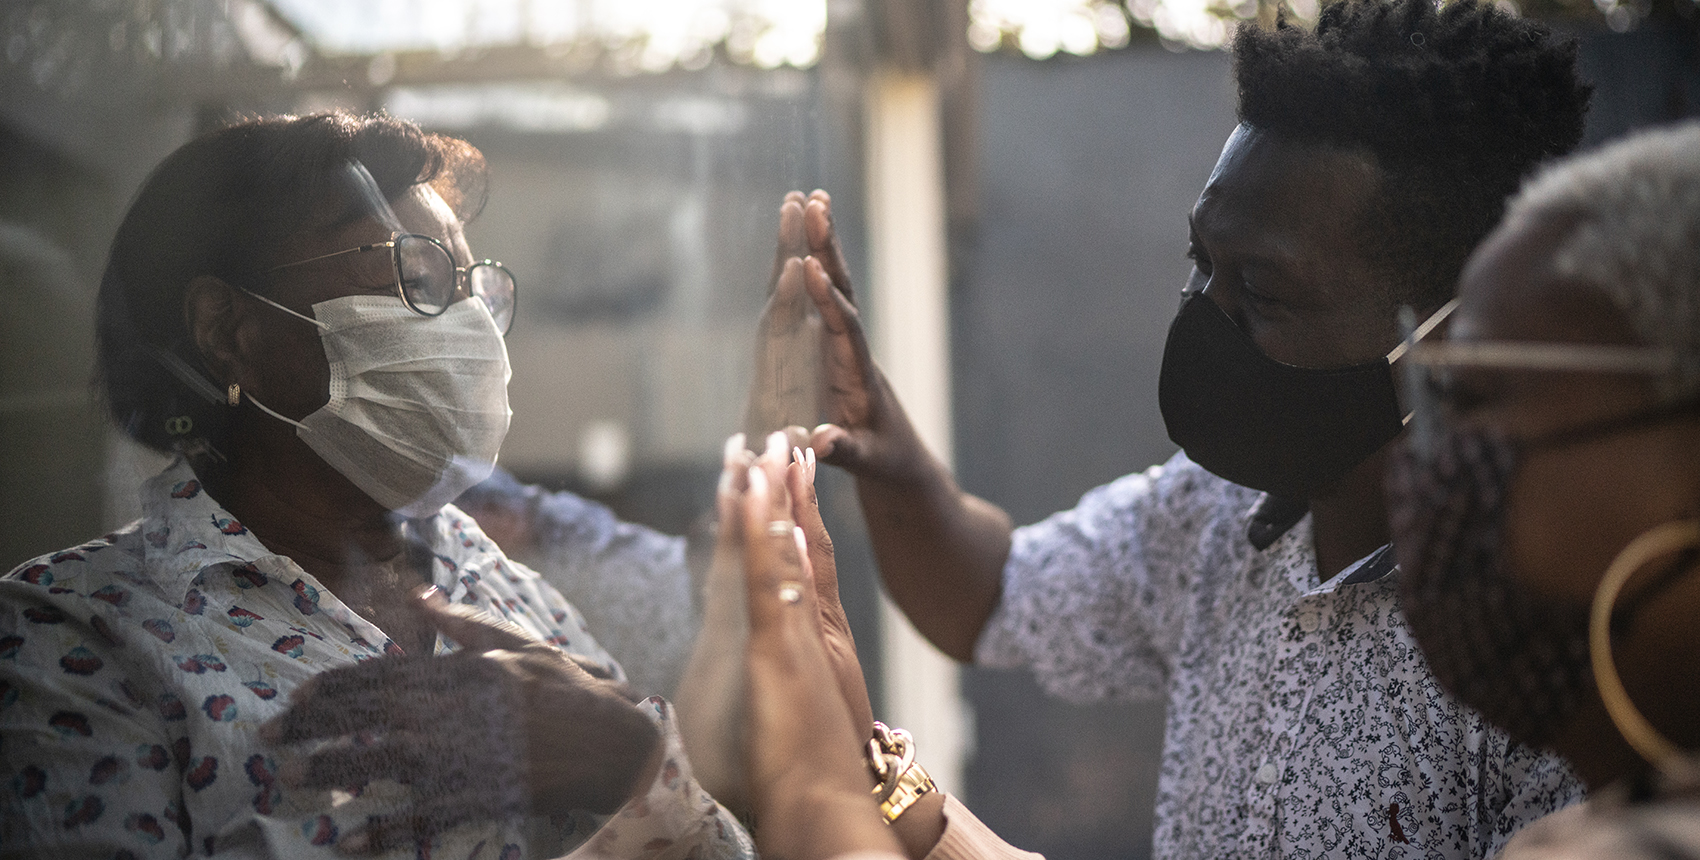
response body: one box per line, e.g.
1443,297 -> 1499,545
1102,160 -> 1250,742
1386,301 -> 1693,748
1387,426 -> 1593,747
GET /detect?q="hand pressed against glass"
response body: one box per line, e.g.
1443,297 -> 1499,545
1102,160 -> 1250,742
262,589 -> 661,854
738,437 -> 900,860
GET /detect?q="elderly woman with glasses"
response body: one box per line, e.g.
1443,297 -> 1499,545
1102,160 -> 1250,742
0,112 -> 750,859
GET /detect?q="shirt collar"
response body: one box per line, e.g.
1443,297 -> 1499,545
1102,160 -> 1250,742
1337,543 -> 1398,585
138,458 -> 502,602
1310,543 -> 1399,596
140,459 -> 275,600
1243,491 -> 1399,593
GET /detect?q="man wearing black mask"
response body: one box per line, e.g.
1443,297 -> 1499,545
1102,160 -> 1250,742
772,0 -> 1593,855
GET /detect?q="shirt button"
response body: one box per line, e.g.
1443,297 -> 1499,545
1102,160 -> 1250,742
1298,613 -> 1319,633
1255,762 -> 1279,785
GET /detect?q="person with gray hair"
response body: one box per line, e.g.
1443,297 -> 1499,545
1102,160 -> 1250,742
1507,122 -> 1700,399
1384,119 -> 1700,858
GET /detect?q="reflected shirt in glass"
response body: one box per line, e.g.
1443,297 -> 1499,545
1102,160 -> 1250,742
0,458 -> 750,859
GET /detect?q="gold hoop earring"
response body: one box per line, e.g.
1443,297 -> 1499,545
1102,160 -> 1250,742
1590,519 -> 1700,774
227,383 -> 241,407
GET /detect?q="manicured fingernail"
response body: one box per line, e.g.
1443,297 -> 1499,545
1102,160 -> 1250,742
724,433 -> 746,463
417,585 -> 442,603
806,447 -> 816,471
766,431 -> 787,458
748,465 -> 768,493
793,446 -> 805,467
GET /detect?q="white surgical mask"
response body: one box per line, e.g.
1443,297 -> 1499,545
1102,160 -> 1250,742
245,293 -> 512,518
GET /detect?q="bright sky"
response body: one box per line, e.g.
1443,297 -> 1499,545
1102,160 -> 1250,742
968,0 -> 1253,53
264,0 -> 1249,73
267,0 -> 827,70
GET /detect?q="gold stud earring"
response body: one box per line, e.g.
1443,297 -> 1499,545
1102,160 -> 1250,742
227,383 -> 241,407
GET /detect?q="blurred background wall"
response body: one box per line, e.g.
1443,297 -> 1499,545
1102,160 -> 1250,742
2,1 -> 1697,857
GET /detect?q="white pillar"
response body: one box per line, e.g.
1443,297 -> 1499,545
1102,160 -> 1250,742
864,69 -> 973,798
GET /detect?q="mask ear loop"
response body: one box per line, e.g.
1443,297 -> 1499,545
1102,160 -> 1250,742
242,392 -> 310,432
225,159 -> 396,437
221,288 -> 324,434
1590,519 -> 1700,775
239,288 -> 330,331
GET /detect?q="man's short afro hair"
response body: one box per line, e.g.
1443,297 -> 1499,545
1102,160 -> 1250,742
1233,0 -> 1591,308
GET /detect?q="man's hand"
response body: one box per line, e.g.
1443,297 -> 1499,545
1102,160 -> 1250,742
752,191 -> 1014,665
790,192 -> 934,485
746,192 -> 824,437
746,190 -> 927,485
260,590 -> 661,854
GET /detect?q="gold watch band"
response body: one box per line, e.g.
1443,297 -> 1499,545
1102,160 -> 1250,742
866,721 -> 937,823
874,759 -> 936,822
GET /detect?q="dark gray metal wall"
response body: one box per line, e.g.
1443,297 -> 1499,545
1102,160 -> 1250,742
953,46 -> 1236,860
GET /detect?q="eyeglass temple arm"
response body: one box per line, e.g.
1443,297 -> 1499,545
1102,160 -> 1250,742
1394,298 -> 1463,454
1385,298 -> 1460,365
1408,342 -> 1678,374
262,240 -> 396,275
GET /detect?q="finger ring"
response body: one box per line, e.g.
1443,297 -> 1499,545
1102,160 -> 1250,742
767,520 -> 795,537
777,581 -> 804,604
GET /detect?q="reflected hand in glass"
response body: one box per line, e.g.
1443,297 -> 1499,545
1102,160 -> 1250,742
260,588 -> 659,854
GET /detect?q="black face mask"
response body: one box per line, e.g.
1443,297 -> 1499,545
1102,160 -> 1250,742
1158,291 -> 1405,500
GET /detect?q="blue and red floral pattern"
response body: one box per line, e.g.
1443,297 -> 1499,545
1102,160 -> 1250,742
1,459 -> 750,859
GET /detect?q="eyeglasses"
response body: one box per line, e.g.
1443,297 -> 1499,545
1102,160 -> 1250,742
1398,298 -> 1680,376
1396,297 -> 1684,456
264,232 -> 517,334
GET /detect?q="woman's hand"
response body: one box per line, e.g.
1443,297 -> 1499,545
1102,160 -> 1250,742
260,589 -> 662,853
781,435 -> 876,736
675,428 -> 878,819
741,435 -> 899,860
